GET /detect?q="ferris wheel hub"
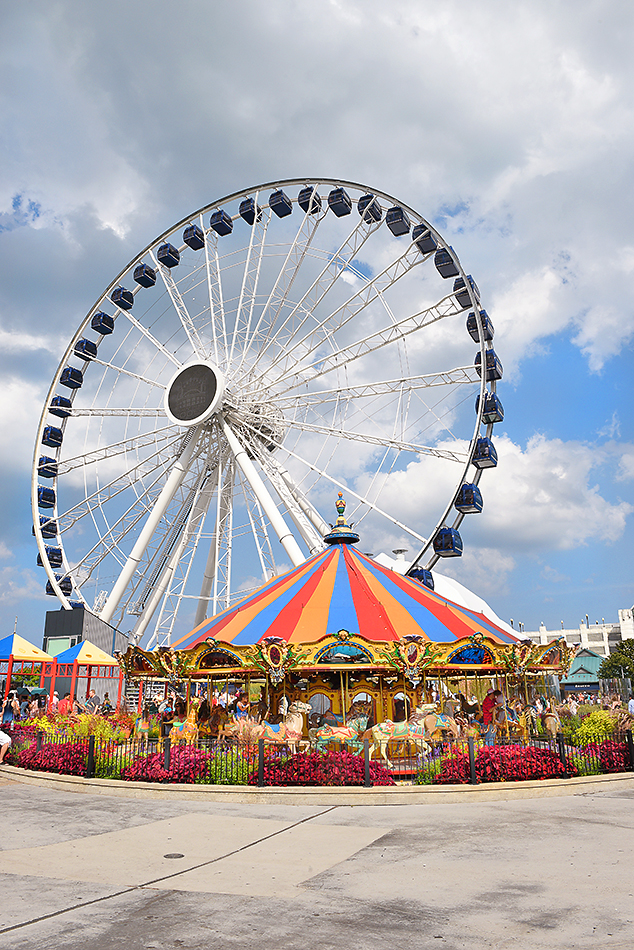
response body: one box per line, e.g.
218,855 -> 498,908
164,361 -> 226,427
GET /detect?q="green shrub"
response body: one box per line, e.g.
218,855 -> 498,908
574,710 -> 616,746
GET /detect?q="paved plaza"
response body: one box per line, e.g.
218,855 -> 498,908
1,772 -> 633,950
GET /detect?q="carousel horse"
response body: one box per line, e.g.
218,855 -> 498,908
309,702 -> 371,754
133,712 -> 151,742
199,704 -> 230,740
223,701 -> 311,753
170,705 -> 199,745
364,704 -> 436,768
422,710 -> 461,741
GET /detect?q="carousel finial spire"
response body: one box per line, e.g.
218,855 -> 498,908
323,492 -> 360,545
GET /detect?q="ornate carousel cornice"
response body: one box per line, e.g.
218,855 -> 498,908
116,631 -> 577,683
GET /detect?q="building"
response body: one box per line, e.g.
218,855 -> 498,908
524,609 -> 634,658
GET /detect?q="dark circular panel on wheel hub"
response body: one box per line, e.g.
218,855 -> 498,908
165,361 -> 226,426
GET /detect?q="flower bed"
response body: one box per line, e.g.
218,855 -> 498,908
250,749 -> 395,786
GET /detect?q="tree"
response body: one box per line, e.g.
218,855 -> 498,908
598,640 -> 634,680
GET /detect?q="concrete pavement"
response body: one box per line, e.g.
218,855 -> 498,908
1,772 -> 633,949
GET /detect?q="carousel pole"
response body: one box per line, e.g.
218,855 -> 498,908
69,661 -> 78,706
137,679 -> 144,714
49,659 -> 58,711
339,671 -> 346,724
116,668 -> 123,710
4,656 -> 14,699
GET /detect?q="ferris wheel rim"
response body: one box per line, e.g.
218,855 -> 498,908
32,177 -> 495,638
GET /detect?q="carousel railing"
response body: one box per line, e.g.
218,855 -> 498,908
5,727 -> 634,786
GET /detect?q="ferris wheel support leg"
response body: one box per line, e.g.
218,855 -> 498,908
100,429 -> 201,626
221,418 -> 305,568
133,471 -> 215,647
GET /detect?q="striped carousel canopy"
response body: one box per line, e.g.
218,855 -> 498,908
172,543 -> 519,651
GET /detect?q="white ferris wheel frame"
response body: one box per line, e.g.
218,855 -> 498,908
32,178 -> 497,647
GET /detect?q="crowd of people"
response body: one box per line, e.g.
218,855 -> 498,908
1,687 -> 115,725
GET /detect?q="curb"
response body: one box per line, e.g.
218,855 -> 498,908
2,764 -> 634,804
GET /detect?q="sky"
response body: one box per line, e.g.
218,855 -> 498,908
1,0 -> 633,645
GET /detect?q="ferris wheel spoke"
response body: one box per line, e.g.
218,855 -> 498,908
139,463 -> 218,647
148,248 -> 205,360
194,455 -> 235,626
238,198 -> 326,374
68,468 -> 169,590
259,242 -> 423,385
115,298 -> 181,367
272,367 -> 480,411
100,426 -> 205,624
252,443 -> 324,554
56,425 -> 178,476
202,229 -> 228,366
244,209 -> 380,380
242,414 -> 467,464
55,437 -> 181,535
259,452 -> 329,538
70,408 -> 166,417
85,356 -> 168,390
274,292 -> 463,394
263,434 -> 429,545
237,468 -> 278,583
230,191 -> 269,366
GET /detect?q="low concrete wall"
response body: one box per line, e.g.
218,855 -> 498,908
2,763 -> 634,804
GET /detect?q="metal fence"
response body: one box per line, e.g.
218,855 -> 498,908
8,729 -> 634,787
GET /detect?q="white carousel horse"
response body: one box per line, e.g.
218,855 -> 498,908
223,701 -> 311,753
364,704 -> 437,768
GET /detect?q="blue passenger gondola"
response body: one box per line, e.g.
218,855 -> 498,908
37,546 -> 63,569
60,367 -> 83,390
239,196 -> 261,225
209,210 -> 233,236
475,391 -> 504,424
42,426 -> 63,448
407,566 -> 435,590
269,190 -> 293,218
46,575 -> 72,596
38,456 -> 58,479
157,244 -> 180,268
111,286 -> 134,310
49,395 -> 72,418
453,275 -> 480,309
474,348 -> 503,381
33,516 -> 57,539
433,527 -> 463,557
298,186 -> 322,213
38,487 -> 56,509
358,194 -> 382,223
74,339 -> 98,361
386,207 -> 411,236
472,437 -> 498,469
91,311 -> 115,334
412,224 -> 437,254
467,309 -> 494,342
328,187 -> 352,217
455,483 -> 484,513
183,224 -> 205,250
133,264 -> 157,288
434,247 -> 459,278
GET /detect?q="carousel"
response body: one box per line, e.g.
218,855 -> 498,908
116,495 -> 575,745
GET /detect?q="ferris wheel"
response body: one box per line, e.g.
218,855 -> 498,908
32,178 -> 503,648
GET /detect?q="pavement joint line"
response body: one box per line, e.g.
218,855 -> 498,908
0,805 -> 340,936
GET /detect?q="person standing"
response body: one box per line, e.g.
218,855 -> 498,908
482,689 -> 503,746
0,728 -> 11,764
57,692 -> 72,715
628,694 -> 634,716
